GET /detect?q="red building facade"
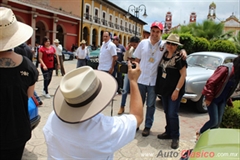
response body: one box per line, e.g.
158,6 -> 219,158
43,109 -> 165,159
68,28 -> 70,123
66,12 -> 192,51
1,0 -> 80,51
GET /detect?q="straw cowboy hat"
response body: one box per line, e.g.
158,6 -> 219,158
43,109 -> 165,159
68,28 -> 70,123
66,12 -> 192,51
0,7 -> 33,51
80,40 -> 86,45
166,33 -> 183,46
54,66 -> 117,123
53,39 -> 60,43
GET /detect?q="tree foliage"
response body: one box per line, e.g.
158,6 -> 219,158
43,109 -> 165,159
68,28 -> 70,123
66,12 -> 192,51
172,20 -> 224,40
210,40 -> 237,53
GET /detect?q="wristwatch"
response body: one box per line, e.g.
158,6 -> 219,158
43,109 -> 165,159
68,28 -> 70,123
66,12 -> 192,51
175,88 -> 180,91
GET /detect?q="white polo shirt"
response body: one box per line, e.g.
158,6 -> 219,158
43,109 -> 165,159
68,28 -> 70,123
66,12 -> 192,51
98,40 -> 117,71
53,44 -> 63,56
134,38 -> 166,86
75,46 -> 90,59
43,111 -> 137,160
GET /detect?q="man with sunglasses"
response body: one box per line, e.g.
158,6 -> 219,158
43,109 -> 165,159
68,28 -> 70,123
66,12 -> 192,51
134,22 -> 187,137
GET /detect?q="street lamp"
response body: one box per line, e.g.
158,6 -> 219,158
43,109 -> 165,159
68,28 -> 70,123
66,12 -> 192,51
126,4 -> 147,37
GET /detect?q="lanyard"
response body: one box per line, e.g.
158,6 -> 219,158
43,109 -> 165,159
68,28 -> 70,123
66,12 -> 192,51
162,60 -> 171,72
149,40 -> 161,56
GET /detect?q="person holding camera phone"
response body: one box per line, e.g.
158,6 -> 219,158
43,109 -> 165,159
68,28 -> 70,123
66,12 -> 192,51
43,62 -> 143,159
118,36 -> 140,115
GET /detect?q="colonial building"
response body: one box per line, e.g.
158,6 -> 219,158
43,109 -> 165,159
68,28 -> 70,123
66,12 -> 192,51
164,11 -> 172,33
1,0 -> 147,50
189,12 -> 197,23
143,30 -> 150,39
207,2 -> 216,20
222,13 -> 240,37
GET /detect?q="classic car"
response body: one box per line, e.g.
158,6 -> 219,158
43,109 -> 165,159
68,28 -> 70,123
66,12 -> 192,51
62,48 -> 74,60
185,128 -> 240,160
86,48 -> 100,69
183,52 -> 237,113
28,97 -> 41,130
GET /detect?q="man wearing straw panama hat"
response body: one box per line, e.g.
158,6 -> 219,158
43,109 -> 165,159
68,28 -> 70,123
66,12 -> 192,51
43,62 -> 143,159
0,7 -> 38,159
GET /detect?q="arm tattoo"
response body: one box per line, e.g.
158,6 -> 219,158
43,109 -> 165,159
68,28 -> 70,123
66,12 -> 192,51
0,58 -> 16,67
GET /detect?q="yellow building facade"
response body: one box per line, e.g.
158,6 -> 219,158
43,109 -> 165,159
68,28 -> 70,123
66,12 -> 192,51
222,14 -> 240,37
50,0 -> 147,47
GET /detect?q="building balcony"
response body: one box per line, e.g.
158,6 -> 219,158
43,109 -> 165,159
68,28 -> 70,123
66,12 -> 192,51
115,24 -> 119,29
93,16 -> 100,24
120,26 -> 124,31
101,19 -> 108,26
84,13 -> 92,21
108,21 -> 114,28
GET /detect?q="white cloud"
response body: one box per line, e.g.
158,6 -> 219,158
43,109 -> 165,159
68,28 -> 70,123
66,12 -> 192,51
109,0 -> 240,31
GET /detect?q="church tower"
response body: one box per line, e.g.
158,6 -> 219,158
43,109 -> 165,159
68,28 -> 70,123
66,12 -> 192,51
165,11 -> 172,33
207,2 -> 216,20
190,12 -> 197,23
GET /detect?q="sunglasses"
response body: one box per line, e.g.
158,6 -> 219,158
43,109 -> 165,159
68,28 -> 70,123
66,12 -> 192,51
166,42 -> 178,46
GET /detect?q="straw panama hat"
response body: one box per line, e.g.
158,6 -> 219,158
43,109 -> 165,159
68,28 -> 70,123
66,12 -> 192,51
166,33 -> 183,46
80,39 -> 86,44
0,7 -> 33,51
54,66 -> 117,123
53,39 -> 60,43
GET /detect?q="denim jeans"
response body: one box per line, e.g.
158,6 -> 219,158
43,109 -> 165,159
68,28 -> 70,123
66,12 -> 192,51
41,68 -> 53,94
138,84 -> 156,128
34,91 -> 41,102
77,59 -> 86,68
200,100 -> 226,134
112,64 -> 122,91
161,94 -> 182,139
120,74 -> 130,107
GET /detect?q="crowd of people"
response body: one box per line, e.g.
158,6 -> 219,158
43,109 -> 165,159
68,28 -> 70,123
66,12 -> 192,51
1,6 -> 239,160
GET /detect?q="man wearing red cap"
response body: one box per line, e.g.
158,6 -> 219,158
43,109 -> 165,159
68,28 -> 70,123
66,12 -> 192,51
134,22 -> 186,137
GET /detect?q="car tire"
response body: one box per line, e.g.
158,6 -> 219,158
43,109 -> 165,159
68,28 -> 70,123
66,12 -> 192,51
195,95 -> 208,113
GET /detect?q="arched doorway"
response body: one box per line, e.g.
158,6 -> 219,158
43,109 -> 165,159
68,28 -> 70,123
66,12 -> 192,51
83,27 -> 89,44
92,29 -> 97,47
100,30 -> 104,46
119,35 -> 122,44
36,21 -> 46,44
56,25 -> 64,47
123,36 -> 126,47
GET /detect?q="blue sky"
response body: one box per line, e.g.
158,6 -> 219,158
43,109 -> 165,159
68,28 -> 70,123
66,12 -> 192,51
109,0 -> 240,31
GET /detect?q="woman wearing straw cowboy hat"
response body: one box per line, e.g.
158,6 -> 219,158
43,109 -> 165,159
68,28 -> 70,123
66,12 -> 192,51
0,7 -> 39,159
43,62 -> 143,159
155,33 -> 187,149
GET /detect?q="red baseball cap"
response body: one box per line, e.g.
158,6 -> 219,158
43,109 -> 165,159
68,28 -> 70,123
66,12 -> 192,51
151,22 -> 163,30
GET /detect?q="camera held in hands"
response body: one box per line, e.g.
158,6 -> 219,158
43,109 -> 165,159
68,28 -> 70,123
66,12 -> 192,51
117,61 -> 136,74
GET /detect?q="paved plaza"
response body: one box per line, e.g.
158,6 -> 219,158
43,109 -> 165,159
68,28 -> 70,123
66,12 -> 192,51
22,59 -> 208,160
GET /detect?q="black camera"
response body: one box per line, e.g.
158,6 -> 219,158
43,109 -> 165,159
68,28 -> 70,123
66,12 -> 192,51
117,61 -> 136,74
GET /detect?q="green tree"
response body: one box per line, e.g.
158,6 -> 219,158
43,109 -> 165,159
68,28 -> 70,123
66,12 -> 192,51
172,20 -> 224,40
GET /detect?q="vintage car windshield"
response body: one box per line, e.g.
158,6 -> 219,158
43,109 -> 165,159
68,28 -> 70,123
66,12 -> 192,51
187,55 -> 223,70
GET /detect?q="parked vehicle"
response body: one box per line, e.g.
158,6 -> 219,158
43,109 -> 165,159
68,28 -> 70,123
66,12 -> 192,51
28,97 -> 41,130
183,52 -> 237,113
89,48 -> 100,57
86,48 -> 100,69
62,48 -> 74,60
184,128 -> 240,160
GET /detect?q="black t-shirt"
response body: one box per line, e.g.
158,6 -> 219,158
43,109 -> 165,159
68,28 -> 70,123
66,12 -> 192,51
14,43 -> 33,62
155,52 -> 187,96
0,56 -> 38,149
